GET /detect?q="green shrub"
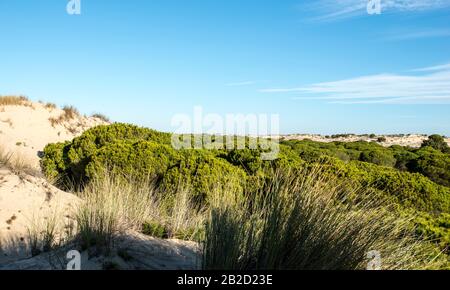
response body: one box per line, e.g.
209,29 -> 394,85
142,222 -> 169,239
422,135 -> 450,153
41,124 -> 450,254
42,123 -> 246,202
359,150 -> 396,167
409,147 -> 450,187
414,212 -> 450,253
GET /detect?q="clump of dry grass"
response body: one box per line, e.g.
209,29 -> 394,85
203,167 -> 445,270
0,95 -> 31,107
70,170 -> 205,254
0,145 -> 40,177
49,105 -> 80,127
62,106 -> 79,119
44,102 -> 57,110
145,185 -> 206,241
91,113 -> 110,123
73,172 -> 153,253
26,206 -> 76,257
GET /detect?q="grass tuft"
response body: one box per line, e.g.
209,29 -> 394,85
49,105 -> 80,127
0,95 -> 31,107
91,113 -> 110,123
0,145 -> 40,177
202,167 -> 444,270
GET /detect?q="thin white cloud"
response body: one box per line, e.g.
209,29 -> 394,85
412,63 -> 450,72
301,0 -> 450,22
261,63 -> 450,104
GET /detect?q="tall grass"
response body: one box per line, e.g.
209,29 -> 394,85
0,145 -> 40,176
49,105 -> 80,127
26,209 -> 70,257
0,95 -> 31,107
74,172 -> 153,253
203,167 -> 443,270
147,185 -> 206,241
91,113 -> 110,123
74,171 -> 205,250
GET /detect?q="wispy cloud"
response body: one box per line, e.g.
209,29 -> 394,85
301,0 -> 450,22
260,63 -> 450,104
412,63 -> 450,72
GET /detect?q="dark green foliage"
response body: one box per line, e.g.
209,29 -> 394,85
41,124 -> 450,253
281,139 -> 450,187
41,123 -> 246,200
408,147 -> 450,187
415,213 -> 450,253
142,222 -> 169,239
359,149 -> 396,167
422,134 -> 450,153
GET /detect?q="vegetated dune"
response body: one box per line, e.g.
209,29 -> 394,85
0,97 -> 200,270
0,167 -> 80,265
0,97 -> 109,169
0,166 -> 201,270
277,134 -> 450,148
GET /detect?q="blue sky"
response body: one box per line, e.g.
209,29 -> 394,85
1,0 -> 450,135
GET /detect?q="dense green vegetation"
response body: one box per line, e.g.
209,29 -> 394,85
41,123 -> 450,257
280,136 -> 450,187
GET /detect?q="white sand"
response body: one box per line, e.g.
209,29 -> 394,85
0,101 -> 108,169
277,134 -> 450,148
0,168 -> 80,264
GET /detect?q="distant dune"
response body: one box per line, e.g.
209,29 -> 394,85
276,134 -> 450,148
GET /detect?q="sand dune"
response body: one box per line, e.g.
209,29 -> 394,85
0,100 -> 108,169
277,134 -> 450,148
0,167 -> 80,265
0,98 -> 200,270
1,97 -> 447,270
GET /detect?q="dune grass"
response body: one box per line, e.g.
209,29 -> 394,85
0,95 -> 31,107
71,170 -> 203,254
15,163 -> 446,269
44,102 -> 57,110
91,113 -> 110,123
26,208 -> 74,257
73,172 -> 153,253
49,105 -> 80,127
202,167 -> 445,270
0,145 -> 40,177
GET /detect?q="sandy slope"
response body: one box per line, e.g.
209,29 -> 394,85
0,232 -> 200,270
0,168 -> 80,265
0,99 -> 105,265
0,167 -> 200,270
0,101 -> 108,169
0,99 -> 200,269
